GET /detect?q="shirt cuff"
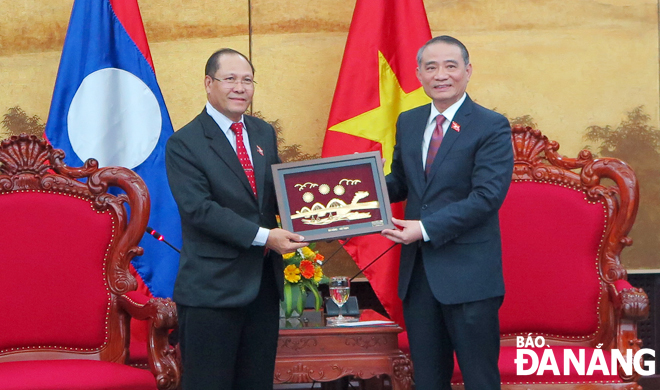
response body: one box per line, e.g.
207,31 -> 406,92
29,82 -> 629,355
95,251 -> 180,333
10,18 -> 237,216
419,221 -> 430,242
253,227 -> 270,246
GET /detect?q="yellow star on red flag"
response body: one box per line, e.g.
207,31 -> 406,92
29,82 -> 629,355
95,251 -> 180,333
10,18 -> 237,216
328,52 -> 429,174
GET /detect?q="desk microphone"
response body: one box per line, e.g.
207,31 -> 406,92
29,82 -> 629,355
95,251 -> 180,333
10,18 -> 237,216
145,227 -> 181,253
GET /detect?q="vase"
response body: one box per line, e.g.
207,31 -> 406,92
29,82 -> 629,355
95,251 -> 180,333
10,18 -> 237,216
279,300 -> 302,319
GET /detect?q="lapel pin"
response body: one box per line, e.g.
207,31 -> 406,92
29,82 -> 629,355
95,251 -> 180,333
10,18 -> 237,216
256,145 -> 264,156
451,121 -> 461,132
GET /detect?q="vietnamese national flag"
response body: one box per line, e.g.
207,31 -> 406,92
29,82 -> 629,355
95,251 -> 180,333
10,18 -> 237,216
45,0 -> 182,300
322,0 -> 432,336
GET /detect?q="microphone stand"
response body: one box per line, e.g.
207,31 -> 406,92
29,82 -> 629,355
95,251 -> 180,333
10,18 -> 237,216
319,237 -> 352,267
349,243 -> 398,281
145,227 -> 181,253
142,229 -> 396,277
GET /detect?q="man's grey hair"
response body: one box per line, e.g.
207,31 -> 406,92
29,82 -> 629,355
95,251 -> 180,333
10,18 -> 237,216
416,35 -> 470,66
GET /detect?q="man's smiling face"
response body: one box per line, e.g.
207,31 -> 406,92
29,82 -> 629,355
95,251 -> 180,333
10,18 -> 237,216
416,41 -> 472,112
205,53 -> 254,122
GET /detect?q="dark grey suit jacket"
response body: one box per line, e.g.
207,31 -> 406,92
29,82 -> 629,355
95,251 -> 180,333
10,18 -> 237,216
386,95 -> 514,305
165,108 -> 283,308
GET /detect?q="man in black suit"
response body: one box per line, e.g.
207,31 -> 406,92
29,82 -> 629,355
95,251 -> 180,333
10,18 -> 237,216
165,48 -> 307,390
382,36 -> 514,390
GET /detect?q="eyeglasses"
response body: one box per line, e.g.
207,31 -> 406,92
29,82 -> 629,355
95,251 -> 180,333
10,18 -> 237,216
212,76 -> 257,87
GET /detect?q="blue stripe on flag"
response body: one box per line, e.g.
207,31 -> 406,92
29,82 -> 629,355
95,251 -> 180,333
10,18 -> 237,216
46,0 -> 181,298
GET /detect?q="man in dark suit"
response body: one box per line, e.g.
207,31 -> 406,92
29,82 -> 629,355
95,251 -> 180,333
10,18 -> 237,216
381,36 -> 514,390
165,48 -> 307,390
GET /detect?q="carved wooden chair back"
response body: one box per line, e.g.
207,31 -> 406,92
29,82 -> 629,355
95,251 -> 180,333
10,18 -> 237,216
0,135 -> 179,390
494,126 -> 648,388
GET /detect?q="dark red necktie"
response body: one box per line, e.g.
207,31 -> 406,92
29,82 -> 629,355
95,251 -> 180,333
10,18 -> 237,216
230,122 -> 257,197
425,115 -> 446,177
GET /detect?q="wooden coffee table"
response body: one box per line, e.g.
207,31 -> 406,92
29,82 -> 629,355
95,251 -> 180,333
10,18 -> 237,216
274,310 -> 412,389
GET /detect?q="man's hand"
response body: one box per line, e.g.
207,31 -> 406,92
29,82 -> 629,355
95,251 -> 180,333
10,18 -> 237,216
266,228 -> 308,254
381,217 -> 423,245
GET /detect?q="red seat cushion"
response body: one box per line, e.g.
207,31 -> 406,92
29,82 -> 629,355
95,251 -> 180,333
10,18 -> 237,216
451,346 -> 623,385
0,360 -> 157,390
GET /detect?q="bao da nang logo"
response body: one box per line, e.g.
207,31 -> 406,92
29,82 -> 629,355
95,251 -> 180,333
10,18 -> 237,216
514,335 -> 656,376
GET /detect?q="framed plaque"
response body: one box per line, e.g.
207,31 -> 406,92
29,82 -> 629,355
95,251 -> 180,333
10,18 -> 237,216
272,151 -> 394,241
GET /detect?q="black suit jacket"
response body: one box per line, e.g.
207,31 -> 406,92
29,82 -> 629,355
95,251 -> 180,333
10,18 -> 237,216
386,95 -> 514,305
165,108 -> 283,308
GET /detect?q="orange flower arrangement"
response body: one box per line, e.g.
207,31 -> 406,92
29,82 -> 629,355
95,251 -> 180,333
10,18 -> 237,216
299,260 -> 315,279
281,244 -> 329,318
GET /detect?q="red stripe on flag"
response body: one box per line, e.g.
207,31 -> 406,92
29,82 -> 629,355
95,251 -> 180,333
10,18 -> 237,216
109,0 -> 154,69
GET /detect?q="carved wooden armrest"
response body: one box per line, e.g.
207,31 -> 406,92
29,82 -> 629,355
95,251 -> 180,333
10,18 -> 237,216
618,287 -> 649,321
609,280 -> 649,321
118,291 -> 181,390
607,281 -> 649,382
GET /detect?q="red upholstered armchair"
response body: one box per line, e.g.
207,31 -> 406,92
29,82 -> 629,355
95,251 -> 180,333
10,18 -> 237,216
449,127 -> 649,389
0,135 -> 180,390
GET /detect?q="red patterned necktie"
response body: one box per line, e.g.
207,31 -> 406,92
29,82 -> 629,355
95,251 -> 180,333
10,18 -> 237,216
230,122 -> 257,197
425,115 -> 446,177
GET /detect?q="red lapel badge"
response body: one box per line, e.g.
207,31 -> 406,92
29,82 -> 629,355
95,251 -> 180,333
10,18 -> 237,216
451,121 -> 461,132
256,145 -> 264,156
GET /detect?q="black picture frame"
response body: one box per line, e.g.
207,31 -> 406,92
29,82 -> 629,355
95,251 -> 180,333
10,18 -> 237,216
272,151 -> 394,241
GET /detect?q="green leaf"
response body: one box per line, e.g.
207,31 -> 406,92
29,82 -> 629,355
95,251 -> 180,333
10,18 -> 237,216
283,283 -> 294,317
284,284 -> 303,317
309,284 -> 322,311
297,291 -> 305,314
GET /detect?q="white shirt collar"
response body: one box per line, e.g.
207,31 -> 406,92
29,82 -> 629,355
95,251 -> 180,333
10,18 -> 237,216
427,93 -> 467,126
205,101 -> 245,136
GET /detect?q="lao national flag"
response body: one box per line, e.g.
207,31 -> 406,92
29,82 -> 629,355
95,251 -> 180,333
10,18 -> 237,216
45,0 -> 181,299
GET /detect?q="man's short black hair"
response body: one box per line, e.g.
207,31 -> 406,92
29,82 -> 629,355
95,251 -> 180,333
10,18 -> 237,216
205,48 -> 255,77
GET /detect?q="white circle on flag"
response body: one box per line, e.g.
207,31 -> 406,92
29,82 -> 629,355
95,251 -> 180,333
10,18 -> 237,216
67,67 -> 161,169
